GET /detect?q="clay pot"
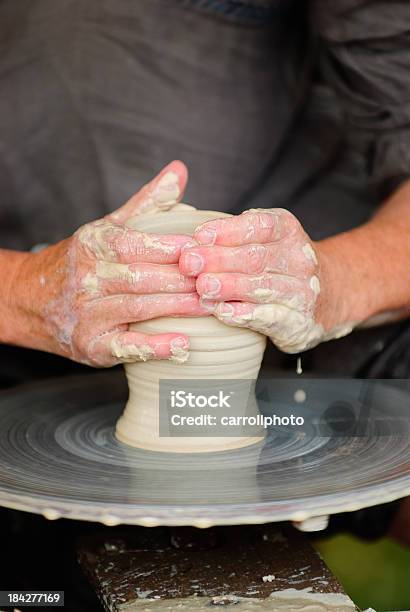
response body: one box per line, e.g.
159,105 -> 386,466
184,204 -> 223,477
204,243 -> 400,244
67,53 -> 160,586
115,209 -> 267,453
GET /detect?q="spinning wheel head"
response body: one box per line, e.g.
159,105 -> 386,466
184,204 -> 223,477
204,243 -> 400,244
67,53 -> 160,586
0,372 -> 408,526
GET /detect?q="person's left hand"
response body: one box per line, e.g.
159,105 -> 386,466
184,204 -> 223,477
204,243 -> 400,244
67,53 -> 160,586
179,208 -> 354,353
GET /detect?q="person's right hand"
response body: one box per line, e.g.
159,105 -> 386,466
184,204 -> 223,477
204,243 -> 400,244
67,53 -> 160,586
9,161 -> 206,366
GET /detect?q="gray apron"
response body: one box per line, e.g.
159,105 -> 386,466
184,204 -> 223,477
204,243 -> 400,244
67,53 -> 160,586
0,0 -> 409,383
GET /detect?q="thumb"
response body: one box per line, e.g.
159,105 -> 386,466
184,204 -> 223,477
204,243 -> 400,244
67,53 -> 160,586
107,160 -> 188,224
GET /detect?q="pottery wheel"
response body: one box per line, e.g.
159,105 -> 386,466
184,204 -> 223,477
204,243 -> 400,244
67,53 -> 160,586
0,371 -> 408,526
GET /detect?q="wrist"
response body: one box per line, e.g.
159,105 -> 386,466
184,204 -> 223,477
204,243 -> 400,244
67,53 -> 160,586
315,224 -> 383,331
315,215 -> 410,331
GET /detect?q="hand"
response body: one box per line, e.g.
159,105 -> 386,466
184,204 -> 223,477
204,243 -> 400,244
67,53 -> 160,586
10,161 -> 206,366
179,208 -> 353,353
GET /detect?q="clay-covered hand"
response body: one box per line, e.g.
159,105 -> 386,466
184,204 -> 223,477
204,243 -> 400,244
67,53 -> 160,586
179,208 -> 353,353
13,161 -> 206,366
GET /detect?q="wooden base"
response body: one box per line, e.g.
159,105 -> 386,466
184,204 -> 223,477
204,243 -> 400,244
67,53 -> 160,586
78,524 -> 357,610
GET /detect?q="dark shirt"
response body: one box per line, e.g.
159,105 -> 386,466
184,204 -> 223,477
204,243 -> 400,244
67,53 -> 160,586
0,0 -> 409,382
1,0 -> 409,253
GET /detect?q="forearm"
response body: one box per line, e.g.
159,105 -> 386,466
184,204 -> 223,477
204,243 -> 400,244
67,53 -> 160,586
317,180 -> 410,329
0,245 -> 63,353
0,239 -> 74,354
0,248 -> 33,346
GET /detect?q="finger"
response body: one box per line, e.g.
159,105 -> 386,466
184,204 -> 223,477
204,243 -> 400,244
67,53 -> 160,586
79,220 -> 193,264
89,293 -> 209,326
193,209 -> 299,247
89,331 -> 190,366
86,262 -> 196,296
213,301 -> 265,331
196,273 -> 314,308
179,244 -> 268,276
107,160 -> 188,224
212,301 -> 312,353
180,242 -> 316,277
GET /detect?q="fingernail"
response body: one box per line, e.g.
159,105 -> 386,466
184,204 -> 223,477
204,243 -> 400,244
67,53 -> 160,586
195,228 -> 216,245
202,275 -> 221,298
183,252 -> 203,275
199,298 -> 217,312
170,337 -> 190,364
217,303 -> 234,318
181,240 -> 197,250
170,336 -> 189,350
154,171 -> 180,205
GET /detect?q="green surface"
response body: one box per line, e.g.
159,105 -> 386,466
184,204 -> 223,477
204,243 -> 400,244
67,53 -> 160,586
315,535 -> 410,611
